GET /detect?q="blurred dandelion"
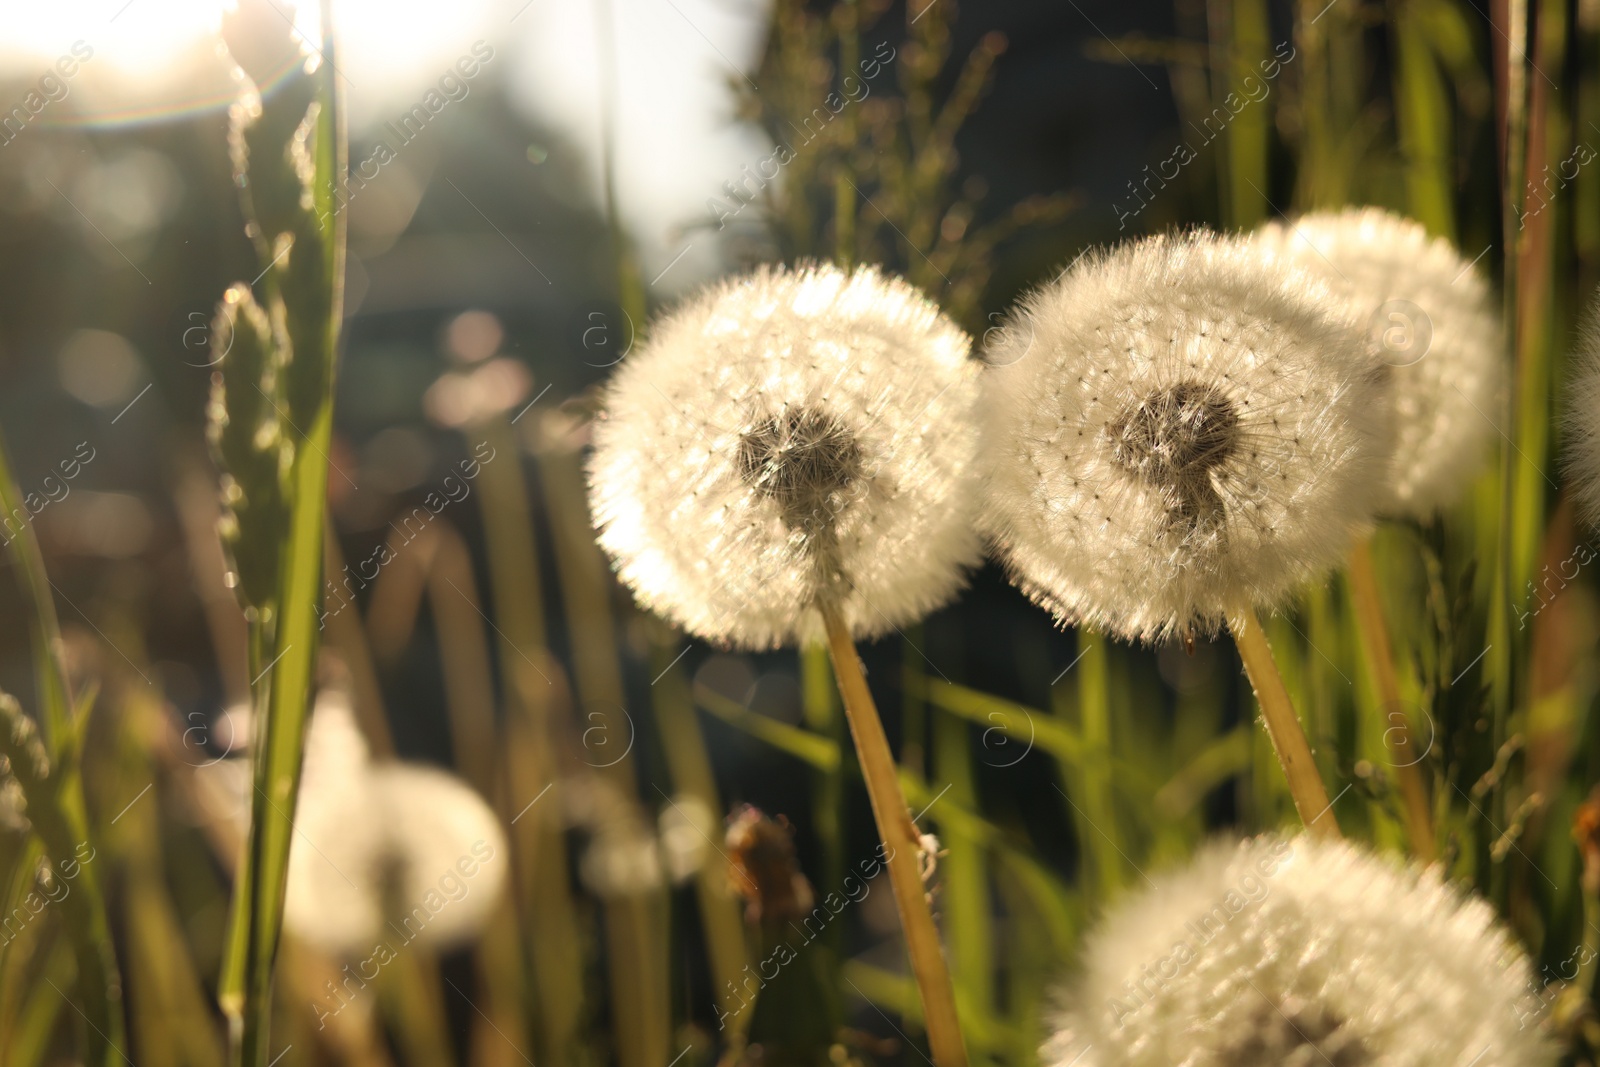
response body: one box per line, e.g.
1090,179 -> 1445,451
206,689 -> 507,956
1251,208 -> 1501,860
569,771 -> 668,895
1045,835 -> 1556,1067
657,794 -> 715,885
579,826 -> 665,898
1252,207 -> 1503,516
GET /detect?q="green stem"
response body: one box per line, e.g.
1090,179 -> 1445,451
802,643 -> 845,920
0,433 -> 73,747
0,696 -> 125,1067
1074,630 -> 1122,898
473,416 -> 586,1066
220,617 -> 268,1058
596,0 -> 646,326
649,638 -> 749,1032
933,708 -> 994,1054
230,7 -> 346,1060
834,0 -> 860,265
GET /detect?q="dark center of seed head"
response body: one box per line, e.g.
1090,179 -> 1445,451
1220,998 -> 1370,1067
1108,381 -> 1241,483
1106,381 -> 1242,535
737,406 -> 863,533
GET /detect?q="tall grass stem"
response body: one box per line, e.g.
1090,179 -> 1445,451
820,604 -> 968,1067
1228,604 -> 1341,838
1347,540 -> 1435,859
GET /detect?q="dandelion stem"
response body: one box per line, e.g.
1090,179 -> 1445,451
1347,539 -> 1435,860
1228,604 -> 1341,838
819,603 -> 968,1067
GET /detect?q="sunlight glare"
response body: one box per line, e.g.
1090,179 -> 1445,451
0,0 -> 493,98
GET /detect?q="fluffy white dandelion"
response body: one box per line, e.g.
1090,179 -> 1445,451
579,825 -> 665,898
281,690 -> 384,953
589,262 -> 977,1065
362,763 -> 509,948
207,691 -> 508,955
1252,207 -> 1503,516
587,261 -> 982,650
1045,835 -> 1555,1067
981,231 -> 1390,643
1253,208 -> 1494,857
658,794 -> 715,884
1563,298 -> 1600,528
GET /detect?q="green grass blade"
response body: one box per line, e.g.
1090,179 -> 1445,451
933,710 -> 996,1062
1392,1 -> 1458,238
1154,725 -> 1253,818
650,640 -> 750,1030
694,681 -> 842,771
0,836 -> 44,1030
8,939 -> 73,1067
801,641 -> 847,920
0,696 -> 125,1066
0,430 -> 124,1065
840,960 -> 1025,1056
0,433 -> 72,748
230,8 -> 347,1063
925,681 -> 1086,765
1074,631 -> 1123,898
1223,0 -> 1271,228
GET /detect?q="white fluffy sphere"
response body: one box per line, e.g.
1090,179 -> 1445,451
365,764 -> 509,950
281,691 -> 385,953
236,693 -> 511,955
1045,835 -> 1555,1067
980,232 -> 1389,643
1252,207 -> 1504,516
588,262 -> 983,649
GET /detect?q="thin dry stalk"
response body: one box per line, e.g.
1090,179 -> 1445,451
819,604 -> 968,1067
1347,540 -> 1435,860
1228,604 -> 1341,838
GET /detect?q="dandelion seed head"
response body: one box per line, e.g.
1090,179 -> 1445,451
261,693 -> 509,955
1252,207 -> 1504,515
588,262 -> 982,649
580,825 -> 666,897
366,764 -> 509,949
658,794 -> 716,884
1043,835 -> 1555,1067
281,691 -> 382,954
980,232 -> 1389,643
